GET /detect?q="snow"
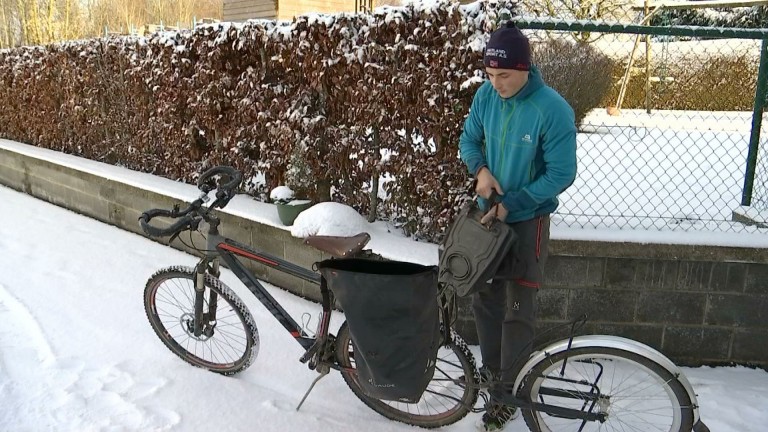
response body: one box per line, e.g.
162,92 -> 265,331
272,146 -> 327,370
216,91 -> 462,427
291,202 -> 371,238
288,199 -> 312,206
270,185 -> 295,202
461,75 -> 485,90
2,3 -> 767,428
1,173 -> 767,431
556,109 -> 768,245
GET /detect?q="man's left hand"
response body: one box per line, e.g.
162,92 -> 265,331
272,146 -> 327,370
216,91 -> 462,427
480,202 -> 508,225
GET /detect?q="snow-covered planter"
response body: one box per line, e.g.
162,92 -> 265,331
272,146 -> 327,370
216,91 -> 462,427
270,185 -> 313,226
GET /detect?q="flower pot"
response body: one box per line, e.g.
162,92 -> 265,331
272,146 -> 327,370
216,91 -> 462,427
276,200 -> 313,226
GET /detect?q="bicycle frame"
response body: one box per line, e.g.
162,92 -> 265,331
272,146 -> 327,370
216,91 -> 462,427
195,217 -> 326,353
140,168 -> 709,431
190,218 -> 613,423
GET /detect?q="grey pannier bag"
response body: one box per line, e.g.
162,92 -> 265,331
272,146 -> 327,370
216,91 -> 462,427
438,197 -> 517,297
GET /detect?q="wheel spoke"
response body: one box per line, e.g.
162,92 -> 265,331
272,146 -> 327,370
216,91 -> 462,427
336,325 -> 478,427
522,349 -> 691,432
144,269 -> 258,375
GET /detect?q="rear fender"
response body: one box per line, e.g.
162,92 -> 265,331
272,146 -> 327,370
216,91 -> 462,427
513,335 -> 703,425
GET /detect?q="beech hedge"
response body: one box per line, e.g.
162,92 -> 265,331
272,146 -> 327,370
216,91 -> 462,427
0,0 -> 610,241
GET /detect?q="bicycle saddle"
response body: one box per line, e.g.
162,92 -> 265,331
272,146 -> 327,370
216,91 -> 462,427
304,232 -> 371,258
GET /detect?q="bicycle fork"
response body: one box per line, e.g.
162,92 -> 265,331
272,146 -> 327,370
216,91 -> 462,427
192,259 -> 219,337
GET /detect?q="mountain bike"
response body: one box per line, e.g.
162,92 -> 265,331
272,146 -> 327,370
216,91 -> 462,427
139,166 -> 710,432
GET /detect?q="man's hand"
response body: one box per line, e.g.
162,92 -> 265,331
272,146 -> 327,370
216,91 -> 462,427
476,167 -> 503,199
481,202 -> 509,225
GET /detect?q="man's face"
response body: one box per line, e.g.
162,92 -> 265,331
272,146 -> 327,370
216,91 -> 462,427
485,67 -> 529,99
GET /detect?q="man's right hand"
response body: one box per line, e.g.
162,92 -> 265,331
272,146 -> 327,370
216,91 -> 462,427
475,167 -> 504,199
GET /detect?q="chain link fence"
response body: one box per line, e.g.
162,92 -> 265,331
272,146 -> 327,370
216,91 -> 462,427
512,17 -> 768,232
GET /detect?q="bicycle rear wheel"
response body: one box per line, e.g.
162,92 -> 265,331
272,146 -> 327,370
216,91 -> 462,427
519,347 -> 694,432
335,321 -> 479,428
144,266 -> 259,375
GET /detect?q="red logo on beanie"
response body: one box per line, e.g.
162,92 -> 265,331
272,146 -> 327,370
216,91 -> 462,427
490,60 -> 498,67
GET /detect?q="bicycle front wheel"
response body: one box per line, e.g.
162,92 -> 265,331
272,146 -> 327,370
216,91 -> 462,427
144,266 -> 259,375
335,321 -> 479,428
519,347 -> 694,432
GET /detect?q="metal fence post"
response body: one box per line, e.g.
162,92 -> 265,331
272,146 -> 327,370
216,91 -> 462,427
743,38 -> 768,206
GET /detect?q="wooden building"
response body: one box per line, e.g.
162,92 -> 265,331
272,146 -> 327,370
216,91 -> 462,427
224,0 -> 375,22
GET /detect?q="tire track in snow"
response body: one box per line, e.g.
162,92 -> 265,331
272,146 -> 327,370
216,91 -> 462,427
0,283 -> 180,431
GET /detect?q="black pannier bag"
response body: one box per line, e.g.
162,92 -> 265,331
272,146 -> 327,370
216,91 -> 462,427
438,199 -> 517,297
317,258 -> 440,403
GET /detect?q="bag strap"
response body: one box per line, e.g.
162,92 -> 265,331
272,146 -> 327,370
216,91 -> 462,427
470,179 -> 502,213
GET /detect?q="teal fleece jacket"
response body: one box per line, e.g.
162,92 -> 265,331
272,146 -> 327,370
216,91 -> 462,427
459,66 -> 577,223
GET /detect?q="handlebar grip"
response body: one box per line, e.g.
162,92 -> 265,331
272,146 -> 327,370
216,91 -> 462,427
140,166 -> 241,239
139,209 -> 194,238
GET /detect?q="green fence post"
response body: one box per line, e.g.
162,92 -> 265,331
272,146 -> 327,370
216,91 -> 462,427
743,39 -> 768,206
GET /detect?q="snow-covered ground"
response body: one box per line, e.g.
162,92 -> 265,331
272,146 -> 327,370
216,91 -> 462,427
561,109 -> 768,233
1,161 -> 767,431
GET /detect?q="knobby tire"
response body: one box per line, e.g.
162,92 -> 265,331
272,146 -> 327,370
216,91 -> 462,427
144,266 -> 259,375
335,322 -> 480,428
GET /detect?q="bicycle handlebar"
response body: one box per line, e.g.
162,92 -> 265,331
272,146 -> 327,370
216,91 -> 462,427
139,166 -> 243,239
197,166 -> 242,195
139,206 -> 198,238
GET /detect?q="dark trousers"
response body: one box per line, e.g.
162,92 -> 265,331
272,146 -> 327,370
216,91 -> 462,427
472,215 -> 550,398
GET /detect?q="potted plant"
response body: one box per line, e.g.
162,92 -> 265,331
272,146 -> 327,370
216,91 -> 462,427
270,185 -> 313,226
271,144 -> 314,226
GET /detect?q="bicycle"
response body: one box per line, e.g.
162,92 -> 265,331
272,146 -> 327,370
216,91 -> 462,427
139,166 -> 711,432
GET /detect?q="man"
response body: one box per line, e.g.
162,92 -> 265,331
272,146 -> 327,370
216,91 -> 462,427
459,21 -> 577,431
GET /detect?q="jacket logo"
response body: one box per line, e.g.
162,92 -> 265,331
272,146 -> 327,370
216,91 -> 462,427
522,134 -> 532,143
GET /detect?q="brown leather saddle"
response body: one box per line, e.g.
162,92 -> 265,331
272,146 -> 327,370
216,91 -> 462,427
304,232 -> 371,258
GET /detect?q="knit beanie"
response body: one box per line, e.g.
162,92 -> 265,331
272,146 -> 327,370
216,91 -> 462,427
483,22 -> 531,71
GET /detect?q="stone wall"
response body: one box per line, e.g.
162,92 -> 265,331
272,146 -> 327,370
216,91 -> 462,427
1,143 -> 766,367
454,253 -> 768,366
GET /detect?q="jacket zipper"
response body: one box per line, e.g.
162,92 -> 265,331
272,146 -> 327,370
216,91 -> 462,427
499,98 -> 516,179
